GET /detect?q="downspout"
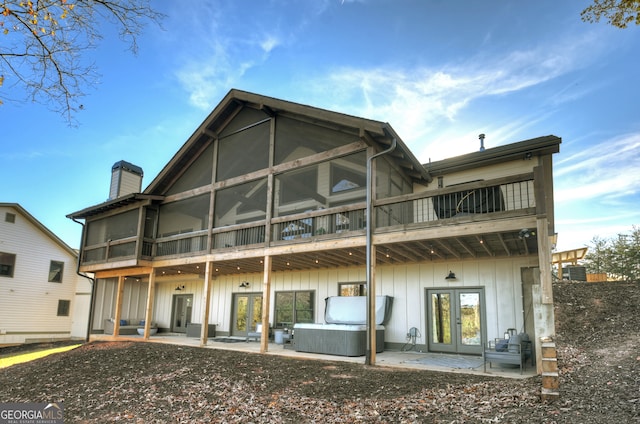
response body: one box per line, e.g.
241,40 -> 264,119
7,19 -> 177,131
71,217 -> 96,343
365,137 -> 397,365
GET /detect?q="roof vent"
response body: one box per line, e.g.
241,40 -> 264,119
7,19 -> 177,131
479,134 -> 486,152
109,160 -> 143,200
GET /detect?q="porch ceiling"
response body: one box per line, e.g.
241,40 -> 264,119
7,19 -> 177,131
151,228 -> 538,278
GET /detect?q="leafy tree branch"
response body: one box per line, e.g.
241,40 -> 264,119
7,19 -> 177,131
582,0 -> 640,28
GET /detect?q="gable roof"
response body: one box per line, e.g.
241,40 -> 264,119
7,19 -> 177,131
145,89 -> 431,195
1,203 -> 78,256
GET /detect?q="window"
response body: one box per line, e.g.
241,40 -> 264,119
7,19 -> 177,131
278,168 -> 318,205
0,252 -> 16,278
48,261 -> 64,283
331,162 -> 366,194
5,212 -> 15,223
57,300 -> 70,316
339,282 -> 366,296
274,291 -> 314,328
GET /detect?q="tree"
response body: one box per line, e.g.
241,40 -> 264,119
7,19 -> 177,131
581,0 -> 640,28
0,0 -> 163,123
584,226 -> 640,281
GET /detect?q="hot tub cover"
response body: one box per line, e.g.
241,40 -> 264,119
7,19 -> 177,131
324,295 -> 393,325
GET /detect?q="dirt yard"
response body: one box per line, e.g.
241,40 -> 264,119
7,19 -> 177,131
0,281 -> 638,423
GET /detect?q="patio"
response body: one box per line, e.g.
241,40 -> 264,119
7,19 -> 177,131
90,333 -> 535,379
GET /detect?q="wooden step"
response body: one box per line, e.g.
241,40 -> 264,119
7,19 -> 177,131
542,371 -> 560,390
541,387 -> 560,402
542,357 -> 558,373
541,342 -> 557,358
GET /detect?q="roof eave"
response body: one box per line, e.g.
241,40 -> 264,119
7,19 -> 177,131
66,194 -> 165,220
425,135 -> 561,175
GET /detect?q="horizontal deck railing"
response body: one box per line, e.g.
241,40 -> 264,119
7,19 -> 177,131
211,221 -> 266,249
375,174 -> 535,227
271,206 -> 366,242
155,231 -> 208,257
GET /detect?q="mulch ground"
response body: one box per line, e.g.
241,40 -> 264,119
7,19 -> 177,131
0,281 -> 638,423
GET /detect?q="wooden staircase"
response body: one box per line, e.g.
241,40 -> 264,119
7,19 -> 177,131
540,339 -> 560,401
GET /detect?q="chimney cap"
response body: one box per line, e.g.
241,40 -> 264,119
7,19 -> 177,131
112,160 -> 143,177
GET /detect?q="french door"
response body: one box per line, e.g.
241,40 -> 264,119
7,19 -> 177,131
426,288 -> 485,355
231,293 -> 262,336
171,294 -> 193,333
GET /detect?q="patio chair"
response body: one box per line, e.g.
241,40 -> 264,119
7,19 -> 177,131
246,324 -> 262,342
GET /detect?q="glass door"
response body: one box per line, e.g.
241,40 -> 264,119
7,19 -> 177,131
231,293 -> 262,336
427,288 -> 484,355
171,294 -> 193,333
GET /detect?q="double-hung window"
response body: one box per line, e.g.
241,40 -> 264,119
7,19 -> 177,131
0,252 -> 16,278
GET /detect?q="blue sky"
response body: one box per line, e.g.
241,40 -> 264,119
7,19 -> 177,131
2,0 -> 639,253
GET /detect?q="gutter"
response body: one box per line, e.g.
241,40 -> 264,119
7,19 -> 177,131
70,217 -> 96,343
365,137 -> 397,366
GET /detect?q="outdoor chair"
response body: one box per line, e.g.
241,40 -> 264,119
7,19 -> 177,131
246,324 -> 262,342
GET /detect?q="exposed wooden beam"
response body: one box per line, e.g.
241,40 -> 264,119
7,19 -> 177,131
203,128 -> 218,139
373,216 -> 536,245
477,236 -> 493,256
434,239 -> 461,260
94,266 -> 153,279
260,104 -> 276,117
522,234 -> 531,255
455,238 -> 476,257
498,233 -> 511,256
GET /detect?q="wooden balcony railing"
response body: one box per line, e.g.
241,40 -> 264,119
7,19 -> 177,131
271,206 -> 366,242
374,173 -> 535,228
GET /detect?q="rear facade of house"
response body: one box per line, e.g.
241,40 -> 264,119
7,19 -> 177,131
0,203 -> 91,346
68,90 -> 560,372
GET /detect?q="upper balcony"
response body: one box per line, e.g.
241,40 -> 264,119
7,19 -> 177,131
78,172 -> 540,274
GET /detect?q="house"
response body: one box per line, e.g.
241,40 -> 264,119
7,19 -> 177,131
0,203 -> 92,346
67,89 -> 560,373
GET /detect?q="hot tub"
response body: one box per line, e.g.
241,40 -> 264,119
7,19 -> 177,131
293,324 -> 385,357
293,295 -> 392,357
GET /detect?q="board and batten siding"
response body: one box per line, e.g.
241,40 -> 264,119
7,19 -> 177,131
90,256 -> 538,345
0,205 -> 90,345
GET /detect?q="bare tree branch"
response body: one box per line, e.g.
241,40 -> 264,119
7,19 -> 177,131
0,0 -> 164,124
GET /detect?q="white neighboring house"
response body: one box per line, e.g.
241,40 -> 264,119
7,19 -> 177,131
0,203 -> 91,346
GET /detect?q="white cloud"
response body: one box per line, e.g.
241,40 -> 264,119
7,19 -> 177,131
168,3 -> 282,110
555,133 -> 640,203
260,35 -> 281,53
304,32 -> 600,162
